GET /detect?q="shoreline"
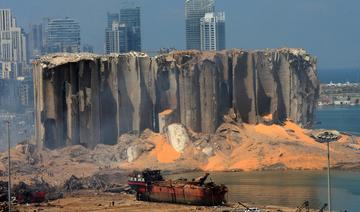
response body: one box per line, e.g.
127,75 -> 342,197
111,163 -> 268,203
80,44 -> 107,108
2,167 -> 360,192
13,191 -> 309,212
6,169 -> 359,212
151,166 -> 360,176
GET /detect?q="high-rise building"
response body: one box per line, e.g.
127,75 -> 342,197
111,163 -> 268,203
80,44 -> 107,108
120,7 -> 141,52
105,22 -> 128,54
28,24 -> 44,58
200,12 -> 225,51
107,12 -> 120,28
105,7 -> 141,53
185,0 -> 215,50
0,62 -> 20,79
0,79 -> 21,111
105,12 -> 128,54
46,18 -> 81,53
16,76 -> 33,107
0,9 -> 28,79
42,18 -> 50,52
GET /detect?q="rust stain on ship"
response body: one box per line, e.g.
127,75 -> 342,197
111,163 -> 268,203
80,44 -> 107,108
128,170 -> 228,206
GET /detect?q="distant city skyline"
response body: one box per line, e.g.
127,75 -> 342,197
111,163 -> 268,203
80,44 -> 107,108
0,0 -> 359,69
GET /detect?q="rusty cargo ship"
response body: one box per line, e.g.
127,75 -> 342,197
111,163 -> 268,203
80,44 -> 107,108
128,170 -> 228,206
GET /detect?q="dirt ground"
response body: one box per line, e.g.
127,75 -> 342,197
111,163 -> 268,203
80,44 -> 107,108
0,121 -> 358,212
1,121 -> 360,188
13,191 -> 309,212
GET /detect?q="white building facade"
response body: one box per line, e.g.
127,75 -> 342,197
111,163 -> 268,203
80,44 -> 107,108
0,9 -> 27,79
185,0 -> 215,50
200,12 -> 225,51
105,21 -> 128,54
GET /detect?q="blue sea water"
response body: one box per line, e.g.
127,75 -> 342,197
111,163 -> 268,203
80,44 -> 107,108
316,69 -> 360,134
314,106 -> 360,134
169,170 -> 360,211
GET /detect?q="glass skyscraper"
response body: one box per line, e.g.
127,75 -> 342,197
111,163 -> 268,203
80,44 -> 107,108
28,24 -> 44,58
106,12 -> 120,28
46,18 -> 81,53
105,7 -> 142,53
120,7 -> 141,52
185,0 -> 215,50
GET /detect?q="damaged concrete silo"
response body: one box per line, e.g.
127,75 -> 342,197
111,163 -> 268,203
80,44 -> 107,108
33,49 -> 319,149
33,53 -> 154,149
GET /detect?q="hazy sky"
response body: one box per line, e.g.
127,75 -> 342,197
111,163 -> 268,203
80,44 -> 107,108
0,0 -> 359,69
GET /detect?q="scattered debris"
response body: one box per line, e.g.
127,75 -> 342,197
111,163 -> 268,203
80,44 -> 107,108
238,202 -> 262,212
0,202 -> 9,211
63,174 -> 132,195
63,175 -> 84,192
295,200 -> 309,212
0,179 -> 62,205
0,181 -> 8,202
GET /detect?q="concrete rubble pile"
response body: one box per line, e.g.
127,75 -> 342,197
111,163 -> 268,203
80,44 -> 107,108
0,181 -> 8,202
0,173 -> 132,207
63,174 -> 132,193
33,49 -> 319,149
0,179 -> 61,205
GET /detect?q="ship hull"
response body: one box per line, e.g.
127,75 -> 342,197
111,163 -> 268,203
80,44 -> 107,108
129,182 -> 227,206
128,170 -> 227,206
